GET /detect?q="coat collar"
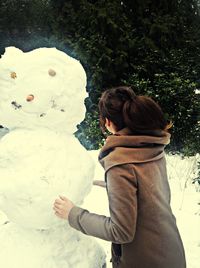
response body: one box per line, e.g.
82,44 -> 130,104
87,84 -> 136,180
98,128 -> 170,172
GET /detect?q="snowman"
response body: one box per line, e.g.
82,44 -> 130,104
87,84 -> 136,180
0,47 -> 106,268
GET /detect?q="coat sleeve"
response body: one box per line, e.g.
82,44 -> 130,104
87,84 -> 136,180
68,163 -> 138,244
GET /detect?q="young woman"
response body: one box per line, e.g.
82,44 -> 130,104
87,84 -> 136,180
53,86 -> 186,268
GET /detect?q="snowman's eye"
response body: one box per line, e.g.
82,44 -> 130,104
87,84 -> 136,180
26,95 -> 34,102
10,72 -> 17,79
48,69 -> 56,77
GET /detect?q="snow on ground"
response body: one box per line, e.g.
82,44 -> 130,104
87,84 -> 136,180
0,151 -> 199,268
165,154 -> 200,268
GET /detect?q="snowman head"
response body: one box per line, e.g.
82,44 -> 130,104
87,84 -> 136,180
0,47 -> 87,133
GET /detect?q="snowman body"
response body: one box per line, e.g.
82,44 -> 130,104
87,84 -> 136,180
0,47 -> 106,268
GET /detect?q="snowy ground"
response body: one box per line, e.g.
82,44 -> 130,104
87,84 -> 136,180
0,151 -> 199,268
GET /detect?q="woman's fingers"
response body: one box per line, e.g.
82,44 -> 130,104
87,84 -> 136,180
53,203 -> 62,209
53,206 -> 62,213
55,198 -> 64,204
53,196 -> 75,220
54,211 -> 62,218
59,195 -> 68,201
54,207 -> 67,219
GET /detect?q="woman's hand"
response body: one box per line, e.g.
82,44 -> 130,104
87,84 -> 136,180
53,196 -> 74,220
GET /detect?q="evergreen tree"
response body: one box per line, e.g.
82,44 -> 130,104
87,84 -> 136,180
0,0 -> 52,53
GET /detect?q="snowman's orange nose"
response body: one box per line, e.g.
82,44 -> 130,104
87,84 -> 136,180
26,94 -> 34,102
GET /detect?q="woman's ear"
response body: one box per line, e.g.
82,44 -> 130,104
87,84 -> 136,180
105,118 -> 117,134
105,118 -> 110,127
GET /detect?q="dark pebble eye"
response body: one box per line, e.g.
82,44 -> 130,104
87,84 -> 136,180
60,109 -> 65,112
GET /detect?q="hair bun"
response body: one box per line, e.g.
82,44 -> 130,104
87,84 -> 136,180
125,95 -> 137,104
115,87 -> 136,102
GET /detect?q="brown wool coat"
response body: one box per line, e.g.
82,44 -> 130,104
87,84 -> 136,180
68,128 -> 186,268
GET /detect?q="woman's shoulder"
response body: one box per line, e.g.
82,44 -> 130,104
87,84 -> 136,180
106,163 -> 138,187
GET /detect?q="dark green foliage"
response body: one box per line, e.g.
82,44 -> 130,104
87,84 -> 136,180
0,0 -> 199,154
75,110 -> 105,150
124,72 -> 199,154
0,0 -> 52,53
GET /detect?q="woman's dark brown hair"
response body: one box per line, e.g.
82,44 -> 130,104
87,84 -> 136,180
98,86 -> 169,134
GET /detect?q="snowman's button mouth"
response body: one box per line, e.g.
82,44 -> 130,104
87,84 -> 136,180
11,101 -> 22,109
26,94 -> 34,102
